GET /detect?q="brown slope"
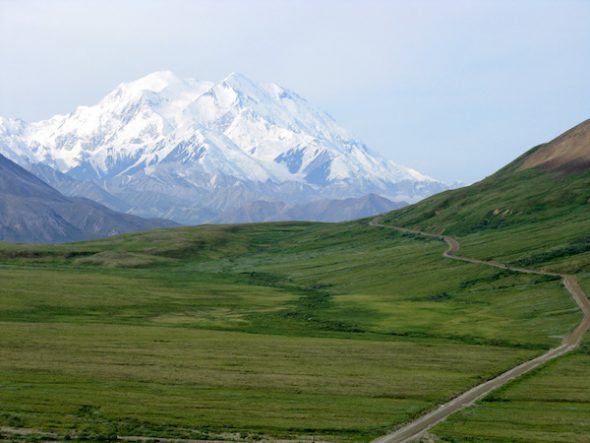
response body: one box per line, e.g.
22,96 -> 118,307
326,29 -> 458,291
518,119 -> 590,173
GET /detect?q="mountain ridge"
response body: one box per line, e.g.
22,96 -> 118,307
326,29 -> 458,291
212,193 -> 405,224
0,153 -> 176,243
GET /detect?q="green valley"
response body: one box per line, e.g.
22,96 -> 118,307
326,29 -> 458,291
1,120 -> 590,442
0,219 -> 580,442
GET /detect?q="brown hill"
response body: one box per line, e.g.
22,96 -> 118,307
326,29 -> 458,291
518,119 -> 590,173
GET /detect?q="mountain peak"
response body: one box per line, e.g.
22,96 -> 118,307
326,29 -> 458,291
222,71 -> 252,84
0,71 -> 446,224
122,70 -> 181,94
219,72 -> 263,98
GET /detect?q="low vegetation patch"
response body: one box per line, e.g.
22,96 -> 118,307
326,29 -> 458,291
511,235 -> 590,267
75,251 -> 175,268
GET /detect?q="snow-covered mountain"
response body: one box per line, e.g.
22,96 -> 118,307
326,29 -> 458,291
0,71 -> 446,224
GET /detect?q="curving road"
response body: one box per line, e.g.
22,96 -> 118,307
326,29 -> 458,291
369,219 -> 590,443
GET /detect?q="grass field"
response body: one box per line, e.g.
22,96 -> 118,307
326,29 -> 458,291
410,221 -> 590,442
430,339 -> 590,442
0,220 -> 582,441
0,324 -> 535,442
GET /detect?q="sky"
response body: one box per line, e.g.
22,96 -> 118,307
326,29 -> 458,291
1,0 -> 589,183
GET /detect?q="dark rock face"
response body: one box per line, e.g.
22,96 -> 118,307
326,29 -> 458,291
0,154 -> 176,243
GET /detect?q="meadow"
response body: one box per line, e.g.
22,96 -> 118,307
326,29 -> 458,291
431,338 -> 590,442
405,216 -> 590,442
0,220 -> 581,441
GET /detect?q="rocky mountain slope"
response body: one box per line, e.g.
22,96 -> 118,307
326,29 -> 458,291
0,71 -> 445,224
0,154 -> 175,243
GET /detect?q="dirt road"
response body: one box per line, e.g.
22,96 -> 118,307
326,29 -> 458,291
369,220 -> 590,443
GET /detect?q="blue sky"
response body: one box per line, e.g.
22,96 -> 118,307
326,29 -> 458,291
1,0 -> 589,182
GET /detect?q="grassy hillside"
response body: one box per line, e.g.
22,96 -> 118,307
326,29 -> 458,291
383,157 -> 590,238
384,120 -> 590,228
383,123 -> 590,278
0,220 -> 580,442
380,120 -> 590,442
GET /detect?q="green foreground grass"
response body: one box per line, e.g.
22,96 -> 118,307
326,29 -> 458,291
431,339 -> 590,442
0,324 -> 533,442
0,221 -> 583,441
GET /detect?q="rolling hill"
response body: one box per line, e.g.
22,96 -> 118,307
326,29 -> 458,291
383,119 -> 590,240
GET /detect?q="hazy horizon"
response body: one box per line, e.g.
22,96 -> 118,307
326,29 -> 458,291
1,0 -> 589,183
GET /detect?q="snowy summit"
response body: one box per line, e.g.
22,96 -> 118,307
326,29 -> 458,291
0,71 -> 446,223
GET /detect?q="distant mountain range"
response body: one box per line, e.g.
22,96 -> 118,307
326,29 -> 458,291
0,71 -> 446,224
213,193 -> 406,224
0,154 -> 175,243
